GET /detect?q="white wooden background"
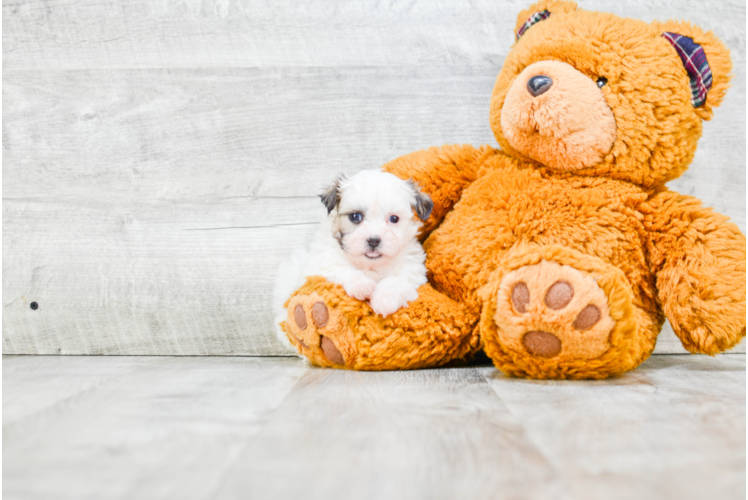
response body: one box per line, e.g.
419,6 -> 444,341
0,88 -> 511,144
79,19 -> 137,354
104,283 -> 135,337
3,0 -> 745,356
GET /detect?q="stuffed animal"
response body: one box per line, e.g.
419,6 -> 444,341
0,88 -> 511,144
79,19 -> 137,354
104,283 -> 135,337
279,0 -> 746,379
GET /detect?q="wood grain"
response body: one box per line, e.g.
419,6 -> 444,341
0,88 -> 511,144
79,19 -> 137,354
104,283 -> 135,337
2,67 -> 498,355
2,0 -> 745,355
3,0 -> 745,70
3,354 -> 745,500
3,355 -> 308,500
481,354 -> 747,500
217,367 -> 564,499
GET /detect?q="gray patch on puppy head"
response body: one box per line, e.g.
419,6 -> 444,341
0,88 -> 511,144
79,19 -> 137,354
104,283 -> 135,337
335,230 -> 346,251
320,176 -> 344,214
408,179 -> 433,221
331,212 -> 347,251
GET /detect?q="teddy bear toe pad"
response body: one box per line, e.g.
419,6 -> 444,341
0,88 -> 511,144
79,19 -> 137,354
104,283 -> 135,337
522,330 -> 562,357
499,261 -> 615,360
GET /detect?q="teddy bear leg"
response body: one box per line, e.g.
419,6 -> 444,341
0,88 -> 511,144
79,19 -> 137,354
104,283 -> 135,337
481,246 -> 657,379
282,276 -> 479,370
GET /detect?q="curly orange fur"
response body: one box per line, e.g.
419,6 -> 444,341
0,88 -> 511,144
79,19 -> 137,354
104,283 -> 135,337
282,2 -> 745,379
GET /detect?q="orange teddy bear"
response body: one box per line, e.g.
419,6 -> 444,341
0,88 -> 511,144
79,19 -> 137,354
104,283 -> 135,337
281,0 -> 746,379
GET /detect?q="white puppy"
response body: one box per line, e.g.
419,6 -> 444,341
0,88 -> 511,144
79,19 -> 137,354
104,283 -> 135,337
273,170 -> 433,347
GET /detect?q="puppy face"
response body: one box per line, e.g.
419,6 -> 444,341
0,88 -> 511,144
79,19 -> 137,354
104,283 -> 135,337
320,170 -> 432,271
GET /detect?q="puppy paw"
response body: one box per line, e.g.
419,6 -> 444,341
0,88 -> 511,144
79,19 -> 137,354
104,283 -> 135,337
342,274 -> 377,301
370,278 -> 419,317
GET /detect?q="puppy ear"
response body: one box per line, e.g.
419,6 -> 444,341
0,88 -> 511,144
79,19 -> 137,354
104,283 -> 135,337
408,180 -> 433,222
319,177 -> 343,214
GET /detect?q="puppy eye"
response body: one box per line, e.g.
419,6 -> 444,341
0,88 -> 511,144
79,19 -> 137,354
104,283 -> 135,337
348,212 -> 363,224
389,215 -> 399,224
596,77 -> 608,88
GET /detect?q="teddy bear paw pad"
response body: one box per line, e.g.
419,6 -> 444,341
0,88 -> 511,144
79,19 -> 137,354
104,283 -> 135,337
285,292 -> 354,368
498,261 -> 615,360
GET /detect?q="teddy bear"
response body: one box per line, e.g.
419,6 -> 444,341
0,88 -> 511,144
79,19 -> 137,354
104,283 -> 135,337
279,0 -> 746,379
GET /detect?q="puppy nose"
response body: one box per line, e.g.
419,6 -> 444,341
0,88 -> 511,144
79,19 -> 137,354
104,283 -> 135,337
527,75 -> 553,97
367,236 -> 381,249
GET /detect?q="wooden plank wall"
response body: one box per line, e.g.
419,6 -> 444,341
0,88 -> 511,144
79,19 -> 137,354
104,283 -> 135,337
3,0 -> 745,355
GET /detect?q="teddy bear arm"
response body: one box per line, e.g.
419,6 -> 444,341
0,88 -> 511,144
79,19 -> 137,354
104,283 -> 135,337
283,277 -> 481,370
382,144 -> 496,238
644,191 -> 746,354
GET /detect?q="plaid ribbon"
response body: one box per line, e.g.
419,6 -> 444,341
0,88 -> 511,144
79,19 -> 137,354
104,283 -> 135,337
516,10 -> 551,41
662,32 -> 713,107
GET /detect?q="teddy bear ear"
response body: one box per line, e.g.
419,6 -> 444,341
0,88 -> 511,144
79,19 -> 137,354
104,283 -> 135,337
514,1 -> 578,41
654,21 -> 732,120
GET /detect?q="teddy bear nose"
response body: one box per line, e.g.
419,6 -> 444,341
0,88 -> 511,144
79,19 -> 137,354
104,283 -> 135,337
527,75 -> 553,97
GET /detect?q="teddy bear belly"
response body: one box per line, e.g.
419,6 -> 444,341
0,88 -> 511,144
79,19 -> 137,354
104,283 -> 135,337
424,169 -> 657,312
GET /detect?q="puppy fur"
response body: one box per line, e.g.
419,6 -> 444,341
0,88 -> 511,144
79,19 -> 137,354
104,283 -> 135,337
273,170 -> 432,348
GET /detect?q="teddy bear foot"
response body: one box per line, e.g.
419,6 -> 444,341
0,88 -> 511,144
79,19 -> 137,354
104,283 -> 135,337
496,260 -> 616,360
284,291 -> 357,368
481,246 -> 642,379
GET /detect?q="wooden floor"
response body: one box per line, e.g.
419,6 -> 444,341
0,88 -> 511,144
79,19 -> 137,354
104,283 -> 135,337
3,354 -> 745,500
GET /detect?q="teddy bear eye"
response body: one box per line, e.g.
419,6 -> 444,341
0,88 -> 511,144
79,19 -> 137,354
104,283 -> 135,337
596,77 -> 608,88
348,212 -> 363,224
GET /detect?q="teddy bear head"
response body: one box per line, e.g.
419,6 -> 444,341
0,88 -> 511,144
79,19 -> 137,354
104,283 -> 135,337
489,0 -> 732,188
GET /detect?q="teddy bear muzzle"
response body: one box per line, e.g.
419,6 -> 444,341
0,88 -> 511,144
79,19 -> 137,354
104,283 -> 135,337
500,60 -> 616,172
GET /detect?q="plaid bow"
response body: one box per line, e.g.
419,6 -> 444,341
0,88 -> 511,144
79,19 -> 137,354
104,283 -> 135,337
516,10 -> 551,41
662,32 -> 713,107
